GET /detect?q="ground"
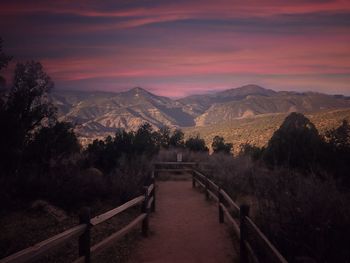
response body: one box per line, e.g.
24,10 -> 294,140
129,175 -> 238,263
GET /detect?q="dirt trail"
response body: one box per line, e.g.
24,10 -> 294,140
129,178 -> 237,263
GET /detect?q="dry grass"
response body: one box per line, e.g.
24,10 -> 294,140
157,149 -> 350,262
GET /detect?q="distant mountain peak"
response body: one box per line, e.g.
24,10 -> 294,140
51,84 -> 350,142
218,84 -> 276,97
125,86 -> 157,97
129,87 -> 147,93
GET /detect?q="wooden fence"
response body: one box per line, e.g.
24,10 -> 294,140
155,161 -> 288,263
0,176 -> 156,263
2,161 -> 288,263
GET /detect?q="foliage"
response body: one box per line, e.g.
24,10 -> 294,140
238,143 -> 264,161
0,38 -> 12,71
325,119 -> 350,151
263,112 -> 324,170
183,150 -> 350,263
169,129 -> 185,148
323,119 -> 350,184
133,123 -> 159,155
211,135 -> 233,154
0,51 -> 82,210
0,61 -> 57,175
185,135 -> 209,152
24,122 -> 80,173
0,38 -> 12,88
156,126 -> 171,148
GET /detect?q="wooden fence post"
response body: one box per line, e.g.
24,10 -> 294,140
240,204 -> 250,263
218,188 -> 224,223
79,207 -> 91,263
142,186 -> 149,237
151,175 -> 156,212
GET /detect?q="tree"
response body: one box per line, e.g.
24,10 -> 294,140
133,123 -> 159,155
0,61 -> 56,174
239,143 -> 264,161
263,112 -> 323,170
25,122 -> 80,173
212,136 -> 233,154
169,129 -> 184,147
156,126 -> 171,148
185,135 -> 209,152
0,37 -> 12,88
323,120 -> 350,183
325,120 -> 350,151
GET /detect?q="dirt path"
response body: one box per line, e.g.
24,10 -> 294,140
129,179 -> 237,263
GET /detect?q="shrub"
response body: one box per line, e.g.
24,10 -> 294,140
212,136 -> 233,154
263,112 -> 324,171
185,135 -> 209,152
239,143 -> 264,161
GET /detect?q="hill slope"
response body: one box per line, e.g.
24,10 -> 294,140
52,87 -> 194,139
184,108 -> 350,153
52,85 -> 350,144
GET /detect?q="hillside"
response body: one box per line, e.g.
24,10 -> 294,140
52,87 -> 194,139
51,85 -> 350,145
193,90 -> 350,126
184,108 -> 350,153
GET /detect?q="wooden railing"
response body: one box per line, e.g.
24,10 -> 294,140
155,161 -> 288,263
193,169 -> 288,263
2,161 -> 287,263
0,176 -> 156,263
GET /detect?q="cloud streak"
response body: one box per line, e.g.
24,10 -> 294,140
1,0 -> 350,96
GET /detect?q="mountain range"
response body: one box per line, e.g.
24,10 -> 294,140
52,85 -> 350,145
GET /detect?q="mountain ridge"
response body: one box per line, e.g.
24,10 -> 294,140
51,85 -> 350,143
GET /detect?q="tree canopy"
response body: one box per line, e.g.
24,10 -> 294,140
212,136 -> 233,154
263,112 -> 323,170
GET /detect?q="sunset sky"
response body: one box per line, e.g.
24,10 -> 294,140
1,0 -> 350,97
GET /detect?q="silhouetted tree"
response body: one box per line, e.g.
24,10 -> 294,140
0,37 -> 12,88
325,120 -> 350,151
169,129 -> 184,147
114,129 -> 135,155
212,136 -> 233,154
0,61 -> 56,175
25,122 -> 80,174
185,135 -> 209,152
133,123 -> 159,155
85,123 -> 161,174
239,143 -> 264,161
263,112 -> 323,170
323,120 -> 350,183
156,126 -> 171,148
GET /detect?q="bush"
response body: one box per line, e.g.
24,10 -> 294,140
212,136 -> 233,154
263,112 -> 324,171
189,150 -> 350,262
239,143 -> 264,161
185,135 -> 209,152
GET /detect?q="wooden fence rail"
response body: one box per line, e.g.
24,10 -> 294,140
2,161 -> 288,263
0,182 -> 156,263
155,161 -> 287,263
191,167 -> 288,263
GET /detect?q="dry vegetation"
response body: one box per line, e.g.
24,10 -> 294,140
156,143 -> 350,263
184,108 -> 350,153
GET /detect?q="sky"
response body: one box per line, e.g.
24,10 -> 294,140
1,0 -> 350,97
